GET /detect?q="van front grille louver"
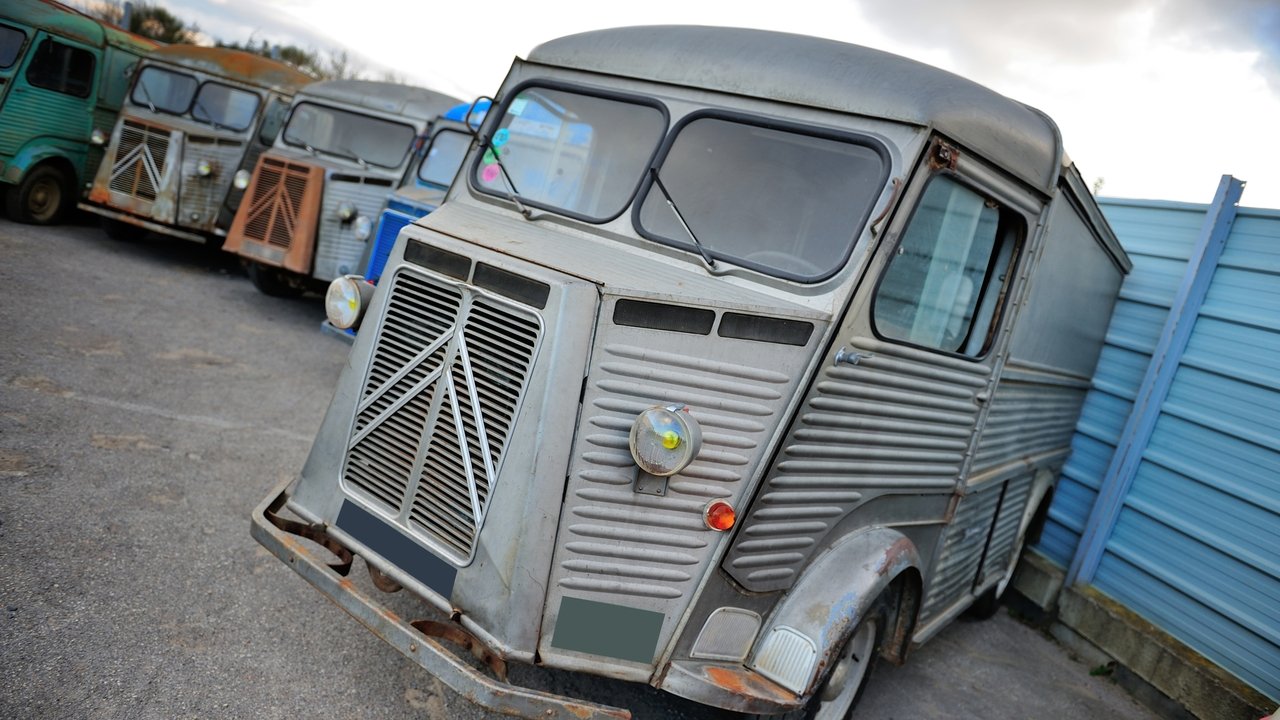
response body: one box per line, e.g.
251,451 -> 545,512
242,156 -> 312,248
108,119 -> 170,201
341,265 -> 542,563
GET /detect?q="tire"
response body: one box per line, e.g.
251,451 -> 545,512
102,218 -> 147,242
246,261 -> 303,298
748,608 -> 882,720
5,164 -> 72,225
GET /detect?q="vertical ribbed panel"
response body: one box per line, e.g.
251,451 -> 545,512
920,483 -> 1001,619
177,136 -> 240,230
367,210 -> 418,282
314,178 -> 392,281
977,473 -> 1033,587
1093,207 -> 1280,700
725,337 -> 988,592
1039,199 -> 1206,566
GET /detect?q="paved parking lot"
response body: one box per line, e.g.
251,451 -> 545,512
0,215 -> 1159,719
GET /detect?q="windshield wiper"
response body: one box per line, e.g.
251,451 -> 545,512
466,97 -> 531,219
336,145 -> 369,169
135,81 -> 156,113
648,167 -> 715,268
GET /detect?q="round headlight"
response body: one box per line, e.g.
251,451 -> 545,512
336,201 -> 357,222
629,405 -> 702,477
196,160 -> 213,177
354,215 -> 372,240
325,275 -> 374,330
233,169 -> 251,190
90,128 -> 107,146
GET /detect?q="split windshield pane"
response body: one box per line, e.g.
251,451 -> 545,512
417,129 -> 471,189
131,66 -> 197,114
0,25 -> 24,69
637,117 -> 885,281
191,82 -> 260,132
283,102 -> 417,169
473,86 -> 665,221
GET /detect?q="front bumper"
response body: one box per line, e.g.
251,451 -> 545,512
250,477 -> 631,720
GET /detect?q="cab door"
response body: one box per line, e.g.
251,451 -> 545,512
0,31 -> 98,166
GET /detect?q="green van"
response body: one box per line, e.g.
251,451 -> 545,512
0,0 -> 159,224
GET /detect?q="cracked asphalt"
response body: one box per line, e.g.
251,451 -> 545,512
0,214 -> 1158,719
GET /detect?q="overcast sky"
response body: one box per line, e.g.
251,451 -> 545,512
133,0 -> 1280,208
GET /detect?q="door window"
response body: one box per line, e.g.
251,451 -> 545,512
25,38 -> 95,97
0,24 -> 25,69
872,174 -> 1021,356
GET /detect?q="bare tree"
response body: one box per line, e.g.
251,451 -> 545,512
79,0 -> 200,44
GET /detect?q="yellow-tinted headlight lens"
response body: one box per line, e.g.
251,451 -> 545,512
325,275 -> 373,330
629,405 -> 701,477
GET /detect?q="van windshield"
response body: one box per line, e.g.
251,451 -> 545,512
191,81 -> 260,132
417,129 -> 470,189
473,86 -> 665,222
282,102 -> 417,169
637,117 -> 886,281
131,66 -> 197,114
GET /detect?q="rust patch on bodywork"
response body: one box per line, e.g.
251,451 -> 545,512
704,666 -> 795,704
927,138 -> 960,171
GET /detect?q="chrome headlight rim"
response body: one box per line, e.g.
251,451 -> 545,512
353,215 -> 373,240
233,169 -> 251,190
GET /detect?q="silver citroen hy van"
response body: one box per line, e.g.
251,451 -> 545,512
253,26 -> 1131,720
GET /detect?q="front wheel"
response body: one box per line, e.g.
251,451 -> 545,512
5,164 -> 72,225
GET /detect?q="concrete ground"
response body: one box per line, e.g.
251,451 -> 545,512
0,215 -> 1159,719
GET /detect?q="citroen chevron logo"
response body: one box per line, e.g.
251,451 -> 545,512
349,295 -> 498,533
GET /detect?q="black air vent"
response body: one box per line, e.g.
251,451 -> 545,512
613,299 -> 714,335
405,240 -> 471,280
475,263 -> 549,309
719,313 -> 814,346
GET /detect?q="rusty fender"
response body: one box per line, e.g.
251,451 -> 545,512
757,527 -> 921,695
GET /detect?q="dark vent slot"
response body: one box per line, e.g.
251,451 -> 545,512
187,136 -> 243,147
405,240 -> 471,280
614,299 -> 714,335
718,313 -> 814,346
331,174 -> 394,187
474,263 -> 549,309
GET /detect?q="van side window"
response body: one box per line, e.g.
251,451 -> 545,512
0,25 -> 25,69
872,175 -> 1021,356
26,39 -> 95,98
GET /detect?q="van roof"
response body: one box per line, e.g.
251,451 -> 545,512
7,0 -> 159,55
144,45 -> 313,95
527,25 -> 1063,194
295,80 -> 461,122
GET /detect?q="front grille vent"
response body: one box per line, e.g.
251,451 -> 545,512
342,265 -> 543,562
242,157 -> 312,249
108,120 -> 170,201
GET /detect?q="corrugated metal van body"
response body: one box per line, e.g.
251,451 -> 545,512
1043,200 -> 1280,702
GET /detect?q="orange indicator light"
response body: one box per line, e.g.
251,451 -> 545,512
705,500 -> 736,531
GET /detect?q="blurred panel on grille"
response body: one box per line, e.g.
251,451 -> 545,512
343,264 -> 543,563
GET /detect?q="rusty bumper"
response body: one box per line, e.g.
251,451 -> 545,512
77,202 -> 210,244
250,477 -> 632,720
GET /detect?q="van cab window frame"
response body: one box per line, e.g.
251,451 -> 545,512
417,128 -> 472,190
0,23 -> 26,70
281,101 -> 419,169
468,79 -> 669,224
869,171 -> 1025,359
633,110 -> 890,283
25,37 -> 95,98
130,64 -> 198,115
190,79 -> 261,132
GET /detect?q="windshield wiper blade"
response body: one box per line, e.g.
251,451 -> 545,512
136,81 -> 156,113
192,98 -> 224,131
648,167 -> 715,268
483,136 -> 530,219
